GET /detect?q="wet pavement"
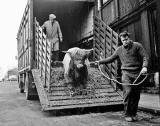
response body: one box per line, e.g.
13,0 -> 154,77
0,81 -> 160,126
139,93 -> 160,114
140,93 -> 160,108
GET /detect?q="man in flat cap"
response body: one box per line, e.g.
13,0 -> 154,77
42,14 -> 63,62
95,31 -> 149,122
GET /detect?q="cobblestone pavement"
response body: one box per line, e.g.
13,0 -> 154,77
0,81 -> 160,126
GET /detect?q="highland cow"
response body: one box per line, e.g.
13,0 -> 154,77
62,47 -> 93,95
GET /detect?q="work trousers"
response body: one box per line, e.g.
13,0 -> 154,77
122,70 -> 141,117
52,50 -> 59,61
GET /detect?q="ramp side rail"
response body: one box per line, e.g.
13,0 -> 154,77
93,16 -> 119,88
35,17 -> 52,92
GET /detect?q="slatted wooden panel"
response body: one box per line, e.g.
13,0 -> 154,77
38,26 -> 43,75
45,39 -> 52,89
35,20 -> 39,68
17,5 -> 30,72
93,16 -> 119,88
41,33 -> 46,81
34,18 -> 52,89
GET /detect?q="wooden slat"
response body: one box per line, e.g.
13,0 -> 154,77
44,101 -> 123,111
49,88 -> 115,96
49,86 -> 113,93
49,96 -> 122,107
48,93 -> 120,101
95,42 -> 105,52
50,83 -> 112,89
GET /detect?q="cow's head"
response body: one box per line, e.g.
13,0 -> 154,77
63,48 -> 93,69
62,48 -> 94,88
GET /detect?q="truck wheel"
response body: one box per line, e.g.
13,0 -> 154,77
19,81 -> 25,93
25,73 -> 32,100
20,87 -> 24,93
19,75 -> 25,93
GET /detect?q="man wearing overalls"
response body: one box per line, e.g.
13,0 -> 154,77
42,14 -> 63,62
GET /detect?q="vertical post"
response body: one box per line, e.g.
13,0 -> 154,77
34,17 -> 38,68
104,23 -> 107,59
108,29 -> 113,86
93,16 -> 96,60
43,33 -> 47,87
38,25 -> 43,77
97,16 -> 100,60
29,0 -> 34,70
48,41 -> 52,92
115,0 -> 120,20
93,0 -> 98,61
156,0 -> 160,103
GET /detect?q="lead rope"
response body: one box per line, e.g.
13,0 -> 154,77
97,62 -> 148,98
97,62 -> 148,86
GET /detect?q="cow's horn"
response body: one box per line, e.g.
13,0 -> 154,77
61,51 -> 68,53
85,48 -> 94,52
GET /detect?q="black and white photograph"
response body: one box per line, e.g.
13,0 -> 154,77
0,0 -> 160,126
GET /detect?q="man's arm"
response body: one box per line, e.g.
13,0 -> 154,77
98,49 -> 119,64
41,22 -> 46,30
138,43 -> 149,74
57,22 -> 63,42
138,43 -> 149,68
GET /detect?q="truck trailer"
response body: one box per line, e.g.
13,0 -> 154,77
17,0 -> 122,111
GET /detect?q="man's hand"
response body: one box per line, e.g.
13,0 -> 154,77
60,37 -> 63,42
94,61 -> 100,65
140,67 -> 147,74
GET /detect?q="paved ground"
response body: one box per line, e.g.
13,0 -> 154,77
139,93 -> 160,109
0,81 -> 160,126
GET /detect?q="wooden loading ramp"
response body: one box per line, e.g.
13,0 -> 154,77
32,67 -> 123,111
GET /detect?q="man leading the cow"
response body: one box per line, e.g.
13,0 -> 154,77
95,31 -> 149,122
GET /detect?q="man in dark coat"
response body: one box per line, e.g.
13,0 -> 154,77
96,31 -> 149,122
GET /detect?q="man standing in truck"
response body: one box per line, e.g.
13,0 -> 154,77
95,31 -> 149,122
42,14 -> 63,62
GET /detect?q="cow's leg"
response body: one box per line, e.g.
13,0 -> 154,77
64,73 -> 77,96
64,74 -> 72,87
81,79 -> 88,95
81,65 -> 88,95
54,50 -> 59,61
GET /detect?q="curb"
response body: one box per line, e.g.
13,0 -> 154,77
138,105 -> 160,115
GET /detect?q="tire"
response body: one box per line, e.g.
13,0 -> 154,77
19,74 -> 25,93
20,88 -> 24,93
25,73 -> 32,100
19,82 -> 25,93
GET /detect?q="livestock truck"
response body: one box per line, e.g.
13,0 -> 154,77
17,0 -> 122,111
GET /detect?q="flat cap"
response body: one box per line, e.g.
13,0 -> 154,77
49,14 -> 56,19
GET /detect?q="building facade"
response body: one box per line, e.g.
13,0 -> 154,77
96,0 -> 159,91
98,0 -> 158,72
